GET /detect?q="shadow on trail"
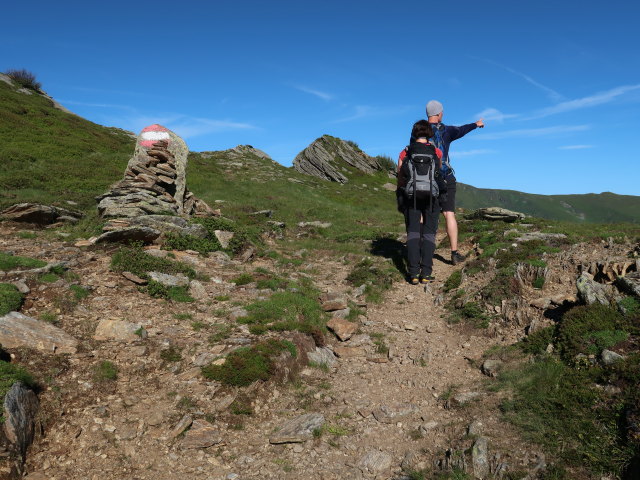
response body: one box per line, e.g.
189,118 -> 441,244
370,237 -> 407,277
433,253 -> 451,265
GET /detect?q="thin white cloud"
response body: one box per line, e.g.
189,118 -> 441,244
292,85 -> 334,101
475,108 -> 519,123
332,105 -> 412,123
59,99 -> 136,111
452,149 -> 497,157
528,84 -> 640,119
102,113 -> 256,138
472,56 -> 564,102
558,144 -> 594,150
479,124 -> 590,140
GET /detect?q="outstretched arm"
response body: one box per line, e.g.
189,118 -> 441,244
448,118 -> 484,141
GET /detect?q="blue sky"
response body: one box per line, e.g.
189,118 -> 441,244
2,0 -> 639,195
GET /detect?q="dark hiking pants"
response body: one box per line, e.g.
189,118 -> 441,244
404,197 -> 440,278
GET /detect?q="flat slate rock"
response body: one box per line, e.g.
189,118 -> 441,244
0,312 -> 78,354
94,319 -> 144,342
180,419 -> 222,449
1,203 -> 82,225
326,317 -> 358,341
372,403 -> 418,424
269,413 -> 325,444
357,450 -> 393,473
307,346 -> 338,367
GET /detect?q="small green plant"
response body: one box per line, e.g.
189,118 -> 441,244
160,346 -> 182,362
39,311 -> 58,325
69,284 -> 90,301
0,283 -> 23,315
444,270 -> 462,292
146,281 -> 194,303
345,257 -> 396,303
232,273 -> 254,286
163,232 -> 221,255
191,321 -> 206,331
230,394 -> 253,415
208,324 -> 232,343
214,295 -> 230,302
133,327 -> 145,337
449,301 -> 490,328
532,276 -> 546,289
370,332 -> 389,355
39,272 -> 60,283
176,396 -> 195,411
94,361 -> 117,381
173,313 -> 193,321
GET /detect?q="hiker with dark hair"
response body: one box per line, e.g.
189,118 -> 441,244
396,120 -> 444,285
425,100 -> 484,265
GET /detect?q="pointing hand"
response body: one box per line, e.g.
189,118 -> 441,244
476,118 -> 485,128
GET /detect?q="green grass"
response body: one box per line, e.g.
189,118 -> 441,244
448,301 -> 491,328
208,324 -> 232,343
497,357 -> 634,475
39,311 -> 58,324
201,338 -> 297,386
111,244 -> 197,279
0,252 -> 47,271
345,257 -> 398,303
160,346 -> 182,362
232,273 -> 254,286
237,290 -> 326,335
0,283 -> 23,315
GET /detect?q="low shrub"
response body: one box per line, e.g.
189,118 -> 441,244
556,304 -> 627,361
201,339 -> 296,386
345,257 -> 395,303
163,232 -> 221,255
448,301 -> 490,328
111,243 -> 196,279
4,69 -> 42,91
0,283 -> 23,315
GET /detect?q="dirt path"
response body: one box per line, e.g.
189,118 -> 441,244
7,228 -> 517,480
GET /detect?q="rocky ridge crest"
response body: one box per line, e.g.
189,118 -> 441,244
293,135 -> 384,183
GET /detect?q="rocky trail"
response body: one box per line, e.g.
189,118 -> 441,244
0,220 -> 555,480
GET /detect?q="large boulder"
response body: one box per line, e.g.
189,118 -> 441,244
0,312 -> 78,354
2,382 -> 39,478
293,135 -> 383,183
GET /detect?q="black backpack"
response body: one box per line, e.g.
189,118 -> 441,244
401,142 -> 440,208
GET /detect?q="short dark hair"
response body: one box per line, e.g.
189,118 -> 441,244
411,120 -> 433,140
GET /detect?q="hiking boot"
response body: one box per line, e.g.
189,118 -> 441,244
451,251 -> 466,265
420,275 -> 435,284
409,276 -> 420,285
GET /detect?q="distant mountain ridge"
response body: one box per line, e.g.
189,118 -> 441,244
456,184 -> 640,224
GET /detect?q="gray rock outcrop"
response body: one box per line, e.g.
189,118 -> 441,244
293,135 -> 383,183
465,207 -> 526,222
1,203 -> 83,225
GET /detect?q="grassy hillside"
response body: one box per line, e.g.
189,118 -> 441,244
458,184 -> 640,223
0,78 -> 134,210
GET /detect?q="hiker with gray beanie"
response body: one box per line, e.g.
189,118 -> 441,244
425,100 -> 484,265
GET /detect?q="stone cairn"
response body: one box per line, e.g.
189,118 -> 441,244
94,124 -> 216,244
